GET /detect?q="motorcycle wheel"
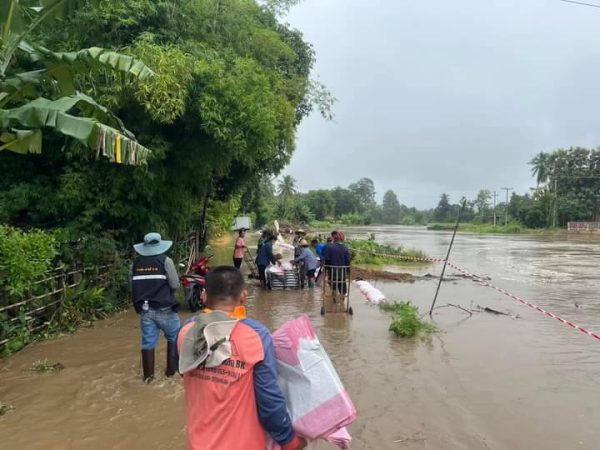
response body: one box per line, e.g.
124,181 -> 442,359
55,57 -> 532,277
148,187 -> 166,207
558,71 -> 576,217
188,285 -> 204,312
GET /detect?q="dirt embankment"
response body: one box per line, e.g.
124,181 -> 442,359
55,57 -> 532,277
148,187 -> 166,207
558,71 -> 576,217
352,267 -> 416,282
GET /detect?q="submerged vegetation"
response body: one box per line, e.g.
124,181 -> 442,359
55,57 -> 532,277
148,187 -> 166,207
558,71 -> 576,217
380,301 -> 436,338
346,239 -> 428,266
29,359 -> 65,373
0,402 -> 15,416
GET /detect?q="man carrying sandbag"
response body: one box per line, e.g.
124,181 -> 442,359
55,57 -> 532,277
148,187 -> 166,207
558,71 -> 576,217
177,266 -> 306,450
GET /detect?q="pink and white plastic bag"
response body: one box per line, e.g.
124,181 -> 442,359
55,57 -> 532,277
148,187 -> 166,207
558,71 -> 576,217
267,315 -> 356,449
353,280 -> 387,305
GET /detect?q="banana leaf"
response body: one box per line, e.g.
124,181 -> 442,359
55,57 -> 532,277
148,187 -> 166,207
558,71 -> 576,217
19,43 -> 155,81
0,129 -> 42,154
0,96 -> 150,164
0,45 -> 154,105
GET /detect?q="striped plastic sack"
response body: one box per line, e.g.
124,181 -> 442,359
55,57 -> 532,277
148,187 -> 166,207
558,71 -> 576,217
267,314 -> 356,449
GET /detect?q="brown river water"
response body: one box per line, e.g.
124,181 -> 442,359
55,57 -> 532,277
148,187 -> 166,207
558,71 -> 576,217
1,226 -> 599,449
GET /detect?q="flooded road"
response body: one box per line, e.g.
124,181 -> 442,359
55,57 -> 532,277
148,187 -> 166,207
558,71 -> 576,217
1,226 -> 599,449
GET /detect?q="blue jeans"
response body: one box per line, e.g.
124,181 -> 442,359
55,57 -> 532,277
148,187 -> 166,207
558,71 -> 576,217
140,308 -> 181,350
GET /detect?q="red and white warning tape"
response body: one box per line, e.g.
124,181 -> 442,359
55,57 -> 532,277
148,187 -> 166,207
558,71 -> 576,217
353,249 -> 600,342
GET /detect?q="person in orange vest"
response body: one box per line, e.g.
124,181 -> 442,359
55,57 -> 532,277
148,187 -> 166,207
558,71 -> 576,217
177,266 -> 306,450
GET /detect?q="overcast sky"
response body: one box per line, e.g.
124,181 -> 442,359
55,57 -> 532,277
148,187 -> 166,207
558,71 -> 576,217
282,0 -> 600,208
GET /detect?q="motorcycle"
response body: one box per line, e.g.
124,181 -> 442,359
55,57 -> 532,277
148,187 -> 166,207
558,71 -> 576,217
181,255 -> 213,312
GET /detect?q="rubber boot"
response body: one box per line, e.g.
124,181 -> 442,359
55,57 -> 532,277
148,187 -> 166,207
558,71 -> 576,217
142,349 -> 155,383
165,341 -> 177,377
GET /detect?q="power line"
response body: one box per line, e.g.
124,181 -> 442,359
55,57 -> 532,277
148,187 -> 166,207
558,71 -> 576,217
558,0 -> 600,8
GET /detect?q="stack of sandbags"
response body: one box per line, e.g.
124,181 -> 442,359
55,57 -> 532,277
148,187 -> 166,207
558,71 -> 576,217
268,315 -> 356,449
353,280 -> 387,305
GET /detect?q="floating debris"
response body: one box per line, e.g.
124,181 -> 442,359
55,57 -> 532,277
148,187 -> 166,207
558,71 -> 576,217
29,359 -> 65,373
0,402 -> 15,416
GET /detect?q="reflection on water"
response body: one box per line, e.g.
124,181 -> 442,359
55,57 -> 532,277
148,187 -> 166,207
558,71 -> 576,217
1,227 -> 599,449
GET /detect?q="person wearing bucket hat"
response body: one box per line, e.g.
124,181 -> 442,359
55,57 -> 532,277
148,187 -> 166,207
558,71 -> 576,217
130,232 -> 181,383
177,266 -> 306,450
292,229 -> 306,258
292,239 -> 319,289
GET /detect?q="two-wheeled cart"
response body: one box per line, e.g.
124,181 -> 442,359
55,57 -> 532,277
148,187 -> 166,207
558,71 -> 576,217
321,265 -> 353,315
243,248 -> 259,279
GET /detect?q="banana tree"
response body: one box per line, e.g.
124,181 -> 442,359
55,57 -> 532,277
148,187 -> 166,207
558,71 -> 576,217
0,0 -> 154,164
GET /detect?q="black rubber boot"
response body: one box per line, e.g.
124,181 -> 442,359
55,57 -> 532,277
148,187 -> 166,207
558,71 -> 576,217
165,341 -> 177,377
142,349 -> 155,383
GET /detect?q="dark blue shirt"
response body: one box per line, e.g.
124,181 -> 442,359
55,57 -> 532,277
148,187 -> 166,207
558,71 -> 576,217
323,243 -> 351,267
257,241 -> 276,266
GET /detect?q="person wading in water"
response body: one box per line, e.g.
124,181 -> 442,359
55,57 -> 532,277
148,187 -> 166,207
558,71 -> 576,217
177,266 -> 306,450
130,233 -> 181,383
256,232 -> 277,289
233,228 -> 247,269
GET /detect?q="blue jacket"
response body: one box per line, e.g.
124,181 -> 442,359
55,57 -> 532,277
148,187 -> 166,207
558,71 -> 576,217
257,241 -> 276,266
294,247 -> 319,271
315,242 -> 325,258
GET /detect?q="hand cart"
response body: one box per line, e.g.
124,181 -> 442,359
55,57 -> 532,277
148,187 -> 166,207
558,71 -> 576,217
321,265 -> 353,315
243,248 -> 259,279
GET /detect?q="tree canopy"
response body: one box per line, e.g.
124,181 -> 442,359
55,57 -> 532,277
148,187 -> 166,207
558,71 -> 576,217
0,0 -> 331,245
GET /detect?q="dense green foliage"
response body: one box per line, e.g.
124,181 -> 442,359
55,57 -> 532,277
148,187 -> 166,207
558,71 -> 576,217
0,0 -> 328,248
380,301 -> 435,338
0,226 -> 57,298
0,0 -> 153,159
1,0 -> 331,355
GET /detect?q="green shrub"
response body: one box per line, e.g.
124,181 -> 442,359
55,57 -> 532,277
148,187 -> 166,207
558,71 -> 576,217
0,226 -> 58,299
346,239 -> 428,265
339,212 -> 371,225
380,301 -> 436,337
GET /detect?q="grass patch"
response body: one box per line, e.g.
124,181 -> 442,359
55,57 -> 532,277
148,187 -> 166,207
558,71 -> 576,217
346,239 -> 428,265
380,301 -> 436,337
29,359 -> 64,373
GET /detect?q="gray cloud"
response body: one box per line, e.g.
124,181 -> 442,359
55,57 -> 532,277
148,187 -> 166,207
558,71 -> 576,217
284,0 -> 600,207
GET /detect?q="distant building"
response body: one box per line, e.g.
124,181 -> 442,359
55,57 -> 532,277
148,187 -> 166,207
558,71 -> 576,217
567,222 -> 600,232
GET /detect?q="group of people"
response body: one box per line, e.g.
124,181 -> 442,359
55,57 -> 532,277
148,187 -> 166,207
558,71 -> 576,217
249,228 -> 351,290
130,232 -> 306,450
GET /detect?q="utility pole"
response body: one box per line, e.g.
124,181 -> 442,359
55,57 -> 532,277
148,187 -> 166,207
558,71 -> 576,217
501,187 -> 513,226
492,190 -> 498,226
552,178 -> 558,228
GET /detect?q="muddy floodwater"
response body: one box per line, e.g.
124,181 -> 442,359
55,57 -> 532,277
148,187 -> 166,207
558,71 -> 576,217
1,226 -> 599,449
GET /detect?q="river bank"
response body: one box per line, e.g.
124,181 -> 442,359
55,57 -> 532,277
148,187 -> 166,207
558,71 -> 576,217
1,226 -> 599,449
307,221 -> 570,236
426,222 -> 564,234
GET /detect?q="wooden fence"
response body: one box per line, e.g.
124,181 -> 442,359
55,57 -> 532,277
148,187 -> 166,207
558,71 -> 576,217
0,263 -> 115,349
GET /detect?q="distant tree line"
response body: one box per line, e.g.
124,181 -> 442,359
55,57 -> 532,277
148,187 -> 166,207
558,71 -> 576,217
243,176 -> 434,227
249,147 -> 600,229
